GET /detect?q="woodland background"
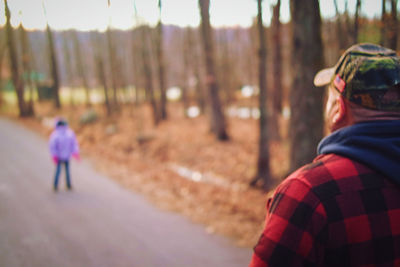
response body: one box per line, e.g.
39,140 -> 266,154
0,0 -> 399,246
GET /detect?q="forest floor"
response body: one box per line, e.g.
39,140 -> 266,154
6,101 -> 290,247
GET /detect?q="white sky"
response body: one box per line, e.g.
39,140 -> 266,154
0,0 -> 388,31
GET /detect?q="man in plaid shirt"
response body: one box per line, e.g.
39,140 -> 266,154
250,43 -> 400,266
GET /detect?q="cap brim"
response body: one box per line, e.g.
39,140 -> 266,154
314,67 -> 335,87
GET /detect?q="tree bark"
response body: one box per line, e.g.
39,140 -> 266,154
156,0 -> 168,120
388,0 -> 398,50
269,0 -> 282,141
46,24 -> 61,109
140,26 -> 159,126
187,27 -> 206,114
92,33 -> 111,116
106,28 -> 119,109
4,0 -> 29,117
218,31 -> 234,105
250,0 -> 272,189
193,56 -> 206,114
72,31 -> 91,107
181,28 -> 191,117
334,0 -> 347,51
96,56 -> 112,116
62,32 -> 75,106
343,0 -> 352,46
18,24 -> 35,116
289,0 -> 324,171
380,0 -> 387,46
353,0 -> 362,44
0,36 -> 7,107
198,0 -> 229,140
131,29 -> 142,106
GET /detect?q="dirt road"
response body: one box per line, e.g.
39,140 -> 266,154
0,118 -> 252,267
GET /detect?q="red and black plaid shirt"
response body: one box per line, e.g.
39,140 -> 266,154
250,153 -> 400,266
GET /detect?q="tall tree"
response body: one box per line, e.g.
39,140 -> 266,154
72,31 -> 91,106
379,0 -> 397,49
131,28 -> 142,106
343,0 -> 352,45
388,0 -> 398,49
181,28 -> 191,117
140,25 -> 159,125
334,0 -> 347,51
106,28 -> 119,108
289,0 -> 324,171
0,38 -> 6,106
156,0 -> 168,120
45,23 -> 61,108
269,0 -> 282,140
250,0 -> 272,189
188,27 -> 206,114
380,0 -> 387,46
198,0 -> 229,140
62,32 -> 75,106
217,31 -> 231,105
132,0 -> 158,123
18,23 -> 35,115
92,32 -> 112,116
106,0 -> 121,110
353,0 -> 362,44
4,0 -> 30,117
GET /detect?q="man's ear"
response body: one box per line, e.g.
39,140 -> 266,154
332,96 -> 346,124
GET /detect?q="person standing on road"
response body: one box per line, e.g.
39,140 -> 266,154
49,118 -> 80,191
250,43 -> 400,266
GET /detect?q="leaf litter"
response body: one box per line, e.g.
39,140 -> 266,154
16,102 -> 289,247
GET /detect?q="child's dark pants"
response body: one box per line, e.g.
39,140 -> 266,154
54,160 -> 71,190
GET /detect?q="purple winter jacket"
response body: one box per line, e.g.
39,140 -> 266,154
49,125 -> 79,161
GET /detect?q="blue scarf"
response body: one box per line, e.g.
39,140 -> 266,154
317,120 -> 400,185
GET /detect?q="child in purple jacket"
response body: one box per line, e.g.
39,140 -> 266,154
49,118 -> 80,191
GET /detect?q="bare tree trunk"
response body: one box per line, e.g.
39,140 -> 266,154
0,38 -> 6,106
248,24 -> 259,88
140,26 -> 159,126
97,56 -> 112,116
334,0 -> 347,51
269,0 -> 282,141
380,0 -> 387,46
218,31 -> 232,105
343,0 -> 352,46
72,31 -> 91,107
353,0 -> 362,44
62,32 -> 75,106
156,0 -> 168,120
194,58 -> 206,114
187,27 -> 206,114
46,24 -> 61,109
198,0 -> 229,141
250,0 -> 272,189
131,29 -> 142,106
92,33 -> 111,116
388,0 -> 398,49
132,0 -> 144,107
106,28 -> 119,109
4,0 -> 29,117
18,24 -> 35,115
289,0 -> 324,171
181,28 -> 191,117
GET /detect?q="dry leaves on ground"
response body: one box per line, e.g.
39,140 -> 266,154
15,102 -> 289,247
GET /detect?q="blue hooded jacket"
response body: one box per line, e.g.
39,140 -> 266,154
317,120 -> 400,185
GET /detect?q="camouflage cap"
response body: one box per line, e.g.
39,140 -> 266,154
314,43 -> 400,111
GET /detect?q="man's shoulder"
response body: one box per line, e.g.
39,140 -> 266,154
285,154 -> 378,200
